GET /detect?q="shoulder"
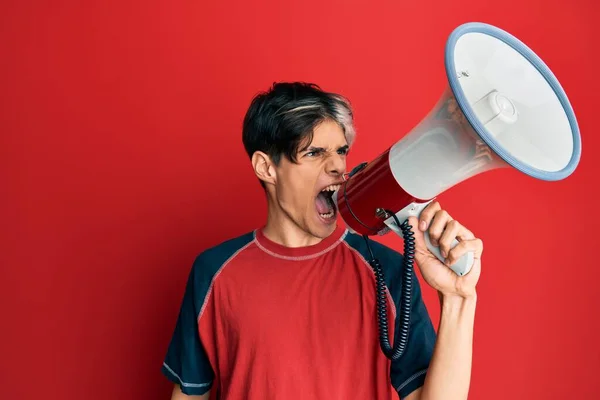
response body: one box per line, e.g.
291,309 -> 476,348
343,231 -> 413,301
187,231 -> 255,292
343,231 -> 405,270
194,231 -> 255,271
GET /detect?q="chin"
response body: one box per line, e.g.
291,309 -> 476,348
310,212 -> 338,238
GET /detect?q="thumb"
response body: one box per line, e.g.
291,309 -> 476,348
406,216 -> 439,269
407,216 -> 428,254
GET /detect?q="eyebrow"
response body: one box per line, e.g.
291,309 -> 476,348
304,144 -> 349,153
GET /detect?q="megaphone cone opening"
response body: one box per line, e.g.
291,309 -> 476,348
445,22 -> 582,181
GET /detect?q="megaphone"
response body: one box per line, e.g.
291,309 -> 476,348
335,22 -> 581,360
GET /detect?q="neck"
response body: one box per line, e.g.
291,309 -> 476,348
261,198 -> 323,248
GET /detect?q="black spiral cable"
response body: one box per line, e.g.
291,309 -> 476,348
362,211 -> 416,361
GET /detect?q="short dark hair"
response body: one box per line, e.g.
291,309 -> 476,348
242,82 -> 355,167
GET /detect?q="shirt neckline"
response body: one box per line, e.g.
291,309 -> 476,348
253,224 -> 348,260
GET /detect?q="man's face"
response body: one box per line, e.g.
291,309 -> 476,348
271,119 -> 349,239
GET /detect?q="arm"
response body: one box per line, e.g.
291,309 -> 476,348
405,293 -> 476,400
161,255 -> 217,399
171,384 -> 210,400
403,201 -> 483,400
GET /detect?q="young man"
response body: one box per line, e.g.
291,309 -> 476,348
162,82 -> 483,400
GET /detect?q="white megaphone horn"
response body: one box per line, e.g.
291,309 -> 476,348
335,22 -> 582,278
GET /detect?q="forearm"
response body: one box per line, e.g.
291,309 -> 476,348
420,293 -> 477,400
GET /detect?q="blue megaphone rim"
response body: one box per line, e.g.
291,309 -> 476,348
444,22 -> 582,181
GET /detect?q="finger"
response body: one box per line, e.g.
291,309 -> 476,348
437,219 -> 462,258
419,200 -> 441,231
456,225 -> 475,242
428,209 -> 452,246
445,238 -> 484,266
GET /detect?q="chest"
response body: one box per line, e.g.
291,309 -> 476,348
212,251 -> 380,349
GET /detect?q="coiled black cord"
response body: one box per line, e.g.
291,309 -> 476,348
362,211 -> 415,361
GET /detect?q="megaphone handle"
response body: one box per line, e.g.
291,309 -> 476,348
383,201 -> 475,276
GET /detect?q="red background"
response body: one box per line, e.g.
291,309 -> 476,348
2,1 -> 599,399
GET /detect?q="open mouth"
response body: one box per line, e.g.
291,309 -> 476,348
315,184 -> 341,221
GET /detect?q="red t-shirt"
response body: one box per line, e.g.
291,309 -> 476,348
162,225 -> 436,399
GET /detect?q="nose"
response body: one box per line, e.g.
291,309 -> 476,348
326,153 -> 346,177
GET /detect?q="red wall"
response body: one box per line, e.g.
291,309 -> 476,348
2,1 -> 598,399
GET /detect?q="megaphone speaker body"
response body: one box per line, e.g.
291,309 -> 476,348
336,22 -> 581,277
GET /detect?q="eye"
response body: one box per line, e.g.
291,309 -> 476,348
304,149 -> 324,157
337,148 -> 349,156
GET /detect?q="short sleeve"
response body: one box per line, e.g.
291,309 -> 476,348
389,267 -> 437,398
161,258 -> 215,395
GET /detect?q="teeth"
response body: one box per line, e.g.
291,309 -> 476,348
322,184 -> 341,192
319,211 -> 335,219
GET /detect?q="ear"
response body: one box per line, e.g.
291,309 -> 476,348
251,151 -> 277,185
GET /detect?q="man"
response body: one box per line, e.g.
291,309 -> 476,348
162,82 -> 483,399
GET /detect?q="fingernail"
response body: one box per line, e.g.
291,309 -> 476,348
441,250 -> 447,258
419,221 -> 427,231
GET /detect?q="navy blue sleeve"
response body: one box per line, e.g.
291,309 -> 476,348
388,265 -> 437,398
161,256 -> 215,396
343,233 -> 437,398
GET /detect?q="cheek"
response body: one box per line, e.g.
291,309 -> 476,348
280,181 -> 312,206
278,172 -> 316,209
